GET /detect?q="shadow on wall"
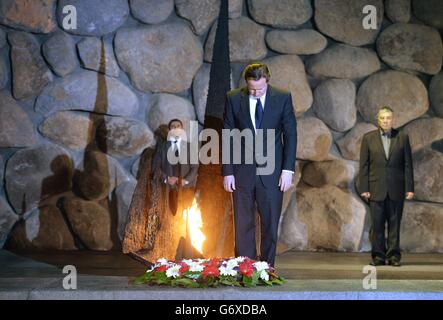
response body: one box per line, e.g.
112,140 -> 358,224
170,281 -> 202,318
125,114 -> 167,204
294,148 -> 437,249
5,39 -> 121,252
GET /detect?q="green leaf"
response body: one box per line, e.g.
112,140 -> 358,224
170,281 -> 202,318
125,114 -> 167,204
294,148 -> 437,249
172,278 -> 200,288
243,276 -> 253,287
251,271 -> 260,286
133,274 -> 148,285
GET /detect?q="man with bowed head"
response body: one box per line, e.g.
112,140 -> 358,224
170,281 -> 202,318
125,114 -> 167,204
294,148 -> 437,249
222,62 -> 297,267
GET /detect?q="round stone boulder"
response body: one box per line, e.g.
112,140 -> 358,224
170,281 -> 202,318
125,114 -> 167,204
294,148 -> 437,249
77,37 -> 120,78
205,17 -> 266,63
0,55 -> 7,90
0,196 -> 18,249
129,0 -> 173,24
266,29 -> 327,55
314,0 -> 383,46
42,31 -> 77,77
412,148 -> 443,203
296,117 -> 332,161
0,156 -> 3,187
0,92 -> 38,148
401,201 -> 443,252
248,0 -> 312,28
336,122 -> 377,161
229,0 -> 243,18
313,79 -> 357,132
64,197 -> 113,251
35,70 -> 139,117
279,192 -> 308,250
296,184 -> 367,251
147,94 -> 196,138
5,144 -> 74,214
262,55 -> 313,116
0,0 -> 57,34
377,23 -> 443,75
75,150 -> 133,201
8,31 -> 52,100
176,0 -> 219,35
281,161 -> 303,215
385,0 -> 411,23
115,181 -> 137,241
357,71 -> 429,127
306,44 -> 381,79
38,111 -> 95,150
57,0 -> 129,36
6,205 -> 76,250
412,0 -> 443,29
96,116 -> 155,158
0,29 -> 5,48
115,23 -> 203,93
302,159 -> 359,188
430,72 -> 443,118
402,117 -> 443,153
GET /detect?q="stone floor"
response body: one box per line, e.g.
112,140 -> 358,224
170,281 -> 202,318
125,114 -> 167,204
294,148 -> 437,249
1,249 -> 442,300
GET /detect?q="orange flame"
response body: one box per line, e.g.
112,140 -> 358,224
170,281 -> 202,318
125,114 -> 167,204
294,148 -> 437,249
182,198 -> 206,254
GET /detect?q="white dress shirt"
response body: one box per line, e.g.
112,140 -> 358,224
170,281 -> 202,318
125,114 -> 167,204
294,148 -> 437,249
168,136 -> 181,155
166,136 -> 190,184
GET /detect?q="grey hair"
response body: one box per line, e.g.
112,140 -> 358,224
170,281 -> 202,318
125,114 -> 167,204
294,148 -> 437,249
377,106 -> 394,119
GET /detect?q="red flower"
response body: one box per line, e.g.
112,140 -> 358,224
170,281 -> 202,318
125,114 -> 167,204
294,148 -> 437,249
202,258 -> 221,268
179,262 -> 189,275
239,262 -> 254,277
208,258 -> 221,267
155,265 -> 168,273
202,265 -> 220,278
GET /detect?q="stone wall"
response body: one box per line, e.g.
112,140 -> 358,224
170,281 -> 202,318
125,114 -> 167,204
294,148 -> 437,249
0,0 -> 442,253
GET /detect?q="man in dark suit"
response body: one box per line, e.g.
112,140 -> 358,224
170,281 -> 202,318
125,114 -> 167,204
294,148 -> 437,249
222,63 -> 297,267
157,119 -> 198,214
358,106 -> 414,267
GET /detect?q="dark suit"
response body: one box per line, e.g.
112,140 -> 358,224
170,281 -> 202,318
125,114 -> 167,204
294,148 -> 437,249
162,140 -> 198,187
153,140 -> 198,215
358,128 -> 414,261
222,85 -> 297,266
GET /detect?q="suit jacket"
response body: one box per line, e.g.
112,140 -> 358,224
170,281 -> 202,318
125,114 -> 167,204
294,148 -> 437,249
358,128 -> 414,202
154,140 -> 198,188
222,85 -> 297,188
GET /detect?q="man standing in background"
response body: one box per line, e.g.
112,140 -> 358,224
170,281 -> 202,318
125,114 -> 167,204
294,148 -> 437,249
359,106 -> 414,267
157,119 -> 198,215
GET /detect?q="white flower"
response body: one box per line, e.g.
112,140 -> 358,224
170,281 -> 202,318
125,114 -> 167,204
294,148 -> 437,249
226,259 -> 239,269
183,259 -> 205,272
166,264 -> 181,278
157,258 -> 169,265
260,270 -> 269,281
253,261 -> 270,272
234,256 -> 246,263
182,259 -> 194,266
219,265 -> 237,277
189,263 -> 204,272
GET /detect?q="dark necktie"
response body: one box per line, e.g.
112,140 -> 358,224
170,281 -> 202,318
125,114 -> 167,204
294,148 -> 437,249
255,98 -> 263,130
172,140 -> 180,177
173,140 -> 179,157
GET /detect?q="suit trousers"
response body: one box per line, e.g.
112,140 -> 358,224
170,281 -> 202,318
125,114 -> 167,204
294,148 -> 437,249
369,196 -> 404,261
232,175 -> 283,267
